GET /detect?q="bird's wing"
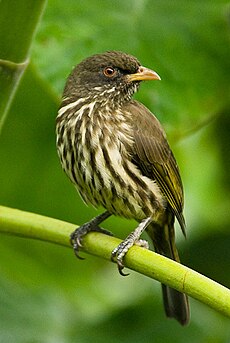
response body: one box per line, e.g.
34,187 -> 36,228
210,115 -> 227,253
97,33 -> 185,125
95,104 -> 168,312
123,100 -> 186,234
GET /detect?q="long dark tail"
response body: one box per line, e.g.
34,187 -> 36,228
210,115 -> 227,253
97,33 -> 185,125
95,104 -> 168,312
147,222 -> 190,326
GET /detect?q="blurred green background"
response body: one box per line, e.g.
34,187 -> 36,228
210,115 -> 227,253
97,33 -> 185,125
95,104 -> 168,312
1,0 -> 230,342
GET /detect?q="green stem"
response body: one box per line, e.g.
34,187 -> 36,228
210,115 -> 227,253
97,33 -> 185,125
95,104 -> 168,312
0,205 -> 230,318
0,59 -> 28,131
0,0 -> 47,133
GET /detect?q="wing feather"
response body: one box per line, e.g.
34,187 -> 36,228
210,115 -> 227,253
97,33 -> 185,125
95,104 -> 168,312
123,100 -> 186,234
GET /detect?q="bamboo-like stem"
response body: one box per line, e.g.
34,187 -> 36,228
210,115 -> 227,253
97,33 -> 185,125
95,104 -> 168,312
0,0 -> 47,132
0,205 -> 230,318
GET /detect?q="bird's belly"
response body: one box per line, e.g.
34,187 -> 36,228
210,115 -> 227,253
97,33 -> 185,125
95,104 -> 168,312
74,146 -> 164,221
58,118 -> 165,221
76,166 -> 164,221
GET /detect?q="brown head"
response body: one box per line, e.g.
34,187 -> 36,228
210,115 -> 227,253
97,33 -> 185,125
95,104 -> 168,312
63,51 -> 160,105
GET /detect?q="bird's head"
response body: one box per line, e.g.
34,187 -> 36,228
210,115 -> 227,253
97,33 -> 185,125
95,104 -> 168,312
64,51 -> 161,106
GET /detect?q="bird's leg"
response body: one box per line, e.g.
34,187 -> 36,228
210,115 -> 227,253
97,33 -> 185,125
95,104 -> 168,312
70,211 -> 112,259
111,217 -> 152,275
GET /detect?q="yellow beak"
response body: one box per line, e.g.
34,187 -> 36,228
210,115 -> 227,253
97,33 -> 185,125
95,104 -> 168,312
127,66 -> 161,82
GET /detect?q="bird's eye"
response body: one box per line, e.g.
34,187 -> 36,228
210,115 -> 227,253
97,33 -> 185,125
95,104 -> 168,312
103,67 -> 116,77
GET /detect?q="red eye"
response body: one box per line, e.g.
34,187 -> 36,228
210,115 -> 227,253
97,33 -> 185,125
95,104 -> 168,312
103,67 -> 116,77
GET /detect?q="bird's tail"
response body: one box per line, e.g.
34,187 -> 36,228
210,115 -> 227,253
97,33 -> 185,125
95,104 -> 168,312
147,221 -> 190,326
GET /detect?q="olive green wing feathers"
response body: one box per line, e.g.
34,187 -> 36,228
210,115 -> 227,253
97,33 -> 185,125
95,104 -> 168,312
124,100 -> 186,235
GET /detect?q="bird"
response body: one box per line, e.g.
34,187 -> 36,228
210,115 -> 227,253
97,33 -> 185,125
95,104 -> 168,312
56,50 -> 190,325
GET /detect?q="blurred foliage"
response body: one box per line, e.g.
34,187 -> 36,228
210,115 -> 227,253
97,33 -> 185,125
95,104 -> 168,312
0,0 -> 230,342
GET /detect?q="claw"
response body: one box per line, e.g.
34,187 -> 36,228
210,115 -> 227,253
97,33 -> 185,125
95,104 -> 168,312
70,230 -> 85,259
70,214 -> 113,260
73,242 -> 85,260
70,226 -> 89,259
70,231 -> 81,246
111,243 -> 130,276
76,236 -> 83,248
111,224 -> 150,277
70,232 -> 85,259
117,260 -> 129,276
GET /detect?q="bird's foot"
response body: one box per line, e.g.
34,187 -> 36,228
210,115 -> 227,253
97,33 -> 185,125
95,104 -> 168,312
111,235 -> 149,276
111,217 -> 152,276
70,211 -> 112,259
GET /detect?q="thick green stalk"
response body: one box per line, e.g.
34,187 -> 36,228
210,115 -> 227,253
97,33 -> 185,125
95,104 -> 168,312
0,205 -> 230,318
0,0 -> 46,132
